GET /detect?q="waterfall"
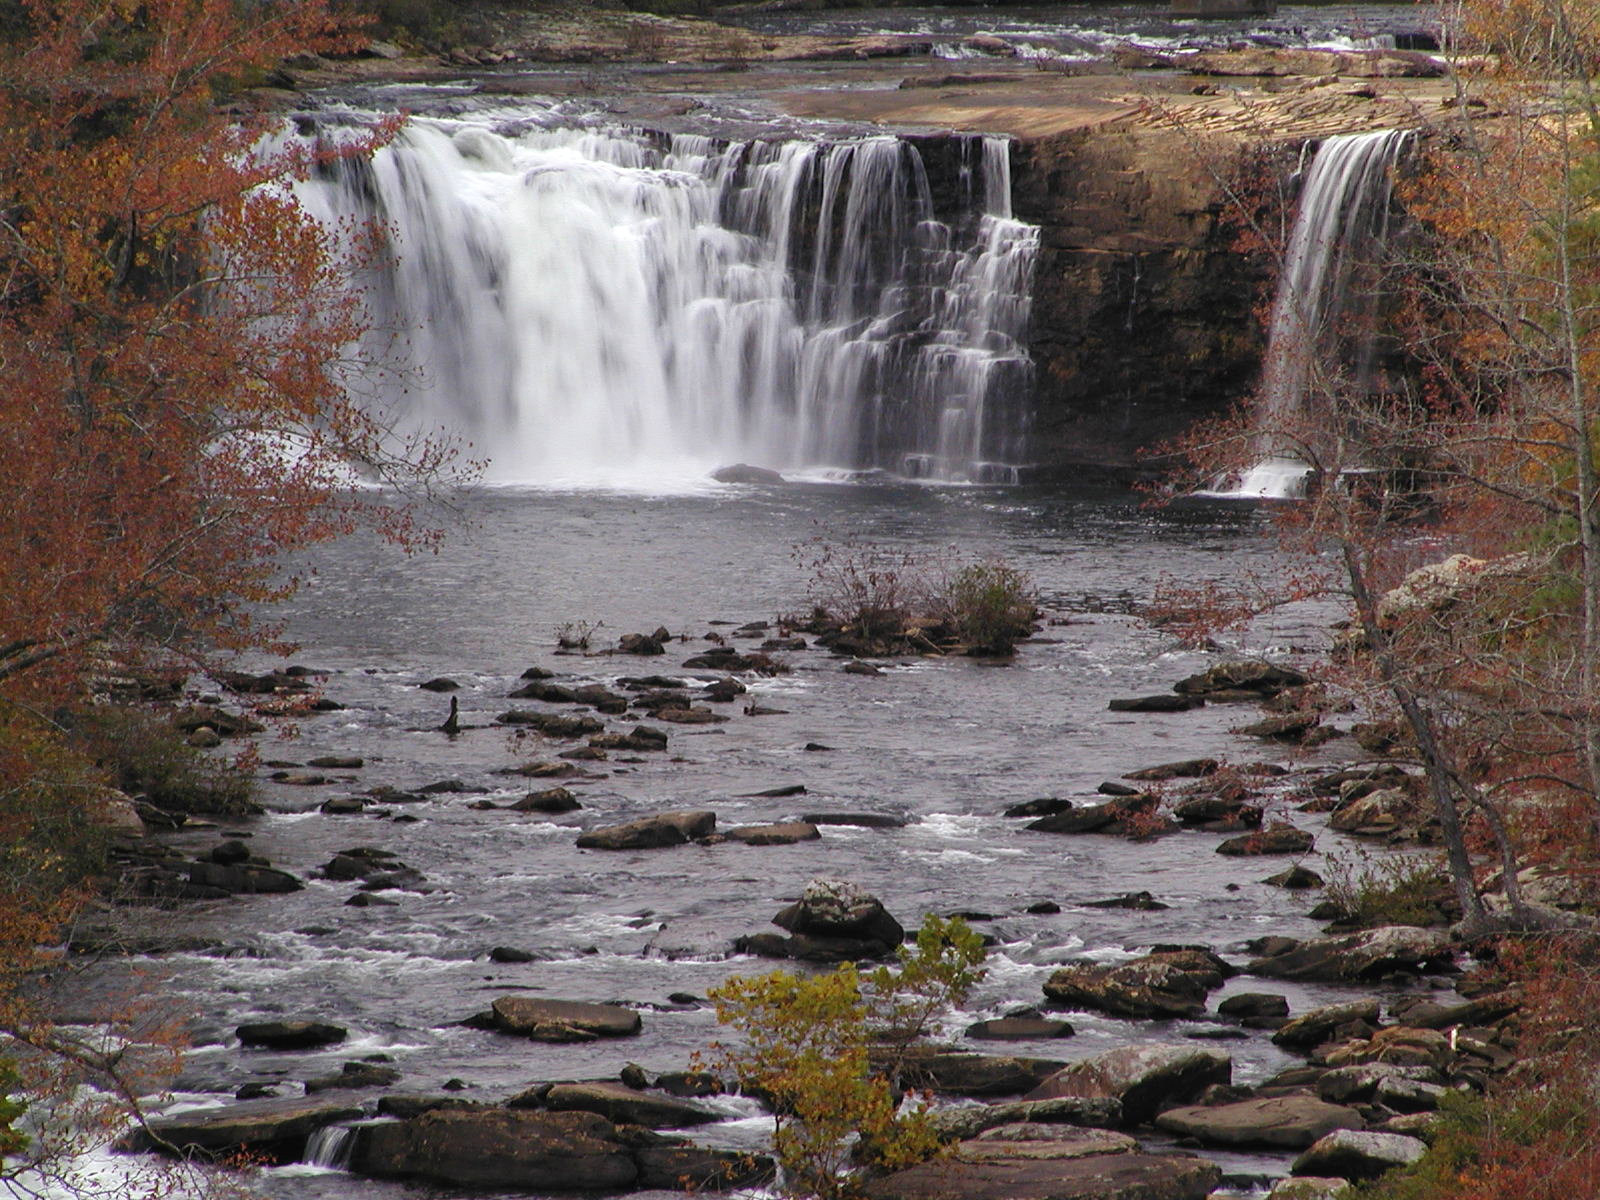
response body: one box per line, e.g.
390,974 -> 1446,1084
290,111 -> 1038,487
303,1124 -> 355,1170
1220,129 -> 1412,499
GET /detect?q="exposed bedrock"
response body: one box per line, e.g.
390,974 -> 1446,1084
1012,126 -> 1269,477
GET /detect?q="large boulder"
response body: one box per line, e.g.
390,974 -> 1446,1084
1042,948 -> 1230,1019
350,1109 -> 637,1191
1154,1094 -> 1365,1149
1249,927 -> 1453,982
575,810 -> 716,850
1376,553 -> 1533,626
486,997 -> 641,1041
739,878 -> 905,962
1023,1043 -> 1232,1126
131,1096 -> 363,1162
1291,1129 -> 1428,1180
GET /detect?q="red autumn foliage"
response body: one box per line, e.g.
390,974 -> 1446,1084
0,0 -> 462,706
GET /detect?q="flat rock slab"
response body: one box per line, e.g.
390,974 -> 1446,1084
489,997 -> 641,1041
1155,1094 -> 1365,1149
135,1095 -> 363,1160
866,1150 -> 1221,1200
351,1108 -> 637,1191
543,1081 -> 718,1128
575,810 -> 716,850
962,1127 -> 1139,1160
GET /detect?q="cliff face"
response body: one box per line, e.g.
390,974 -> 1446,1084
1012,126 -> 1270,476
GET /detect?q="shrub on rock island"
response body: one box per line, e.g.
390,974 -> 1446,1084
708,915 -> 986,1200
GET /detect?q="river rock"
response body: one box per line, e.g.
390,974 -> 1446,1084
575,810 -> 716,849
1388,989 -> 1520,1030
1269,1180 -> 1353,1200
1291,1129 -> 1428,1180
1024,1043 -> 1233,1126
1329,788 -> 1414,834
350,1108 -> 637,1191
652,705 -> 728,724
1174,661 -> 1310,697
801,811 -> 909,828
966,1017 -> 1076,1041
498,710 -> 603,737
1108,694 -> 1203,712
1216,822 -> 1315,855
775,878 -> 904,946
724,821 -> 821,845
512,787 -> 582,813
711,462 -> 786,485
590,725 -> 668,751
1266,865 -> 1324,888
1154,1094 -> 1365,1149
1249,927 -> 1453,981
189,861 -> 303,894
1124,757 -> 1217,781
132,1095 -> 364,1161
487,997 -> 642,1041
1319,1026 -> 1452,1071
236,1020 -> 347,1050
1217,992 -> 1290,1022
1042,948 -> 1230,1019
1314,1063 -> 1443,1106
304,1061 -> 401,1093
542,1081 -> 718,1128
865,1145 -> 1220,1200
893,1049 -> 1066,1097
928,1096 -> 1124,1139
1272,1000 -> 1381,1050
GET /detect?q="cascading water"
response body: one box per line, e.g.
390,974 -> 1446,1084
1215,128 -> 1412,499
291,110 -> 1038,487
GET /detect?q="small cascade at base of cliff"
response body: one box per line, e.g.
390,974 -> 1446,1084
291,112 -> 1037,487
1210,128 -> 1413,500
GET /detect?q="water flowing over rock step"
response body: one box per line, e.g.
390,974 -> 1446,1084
291,113 -> 1037,484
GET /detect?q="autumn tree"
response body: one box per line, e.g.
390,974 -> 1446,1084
0,0 -> 462,1186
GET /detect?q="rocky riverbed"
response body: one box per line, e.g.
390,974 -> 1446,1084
56,478 -> 1538,1200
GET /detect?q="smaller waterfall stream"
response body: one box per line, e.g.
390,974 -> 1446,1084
1215,128 -> 1412,499
291,110 -> 1038,487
